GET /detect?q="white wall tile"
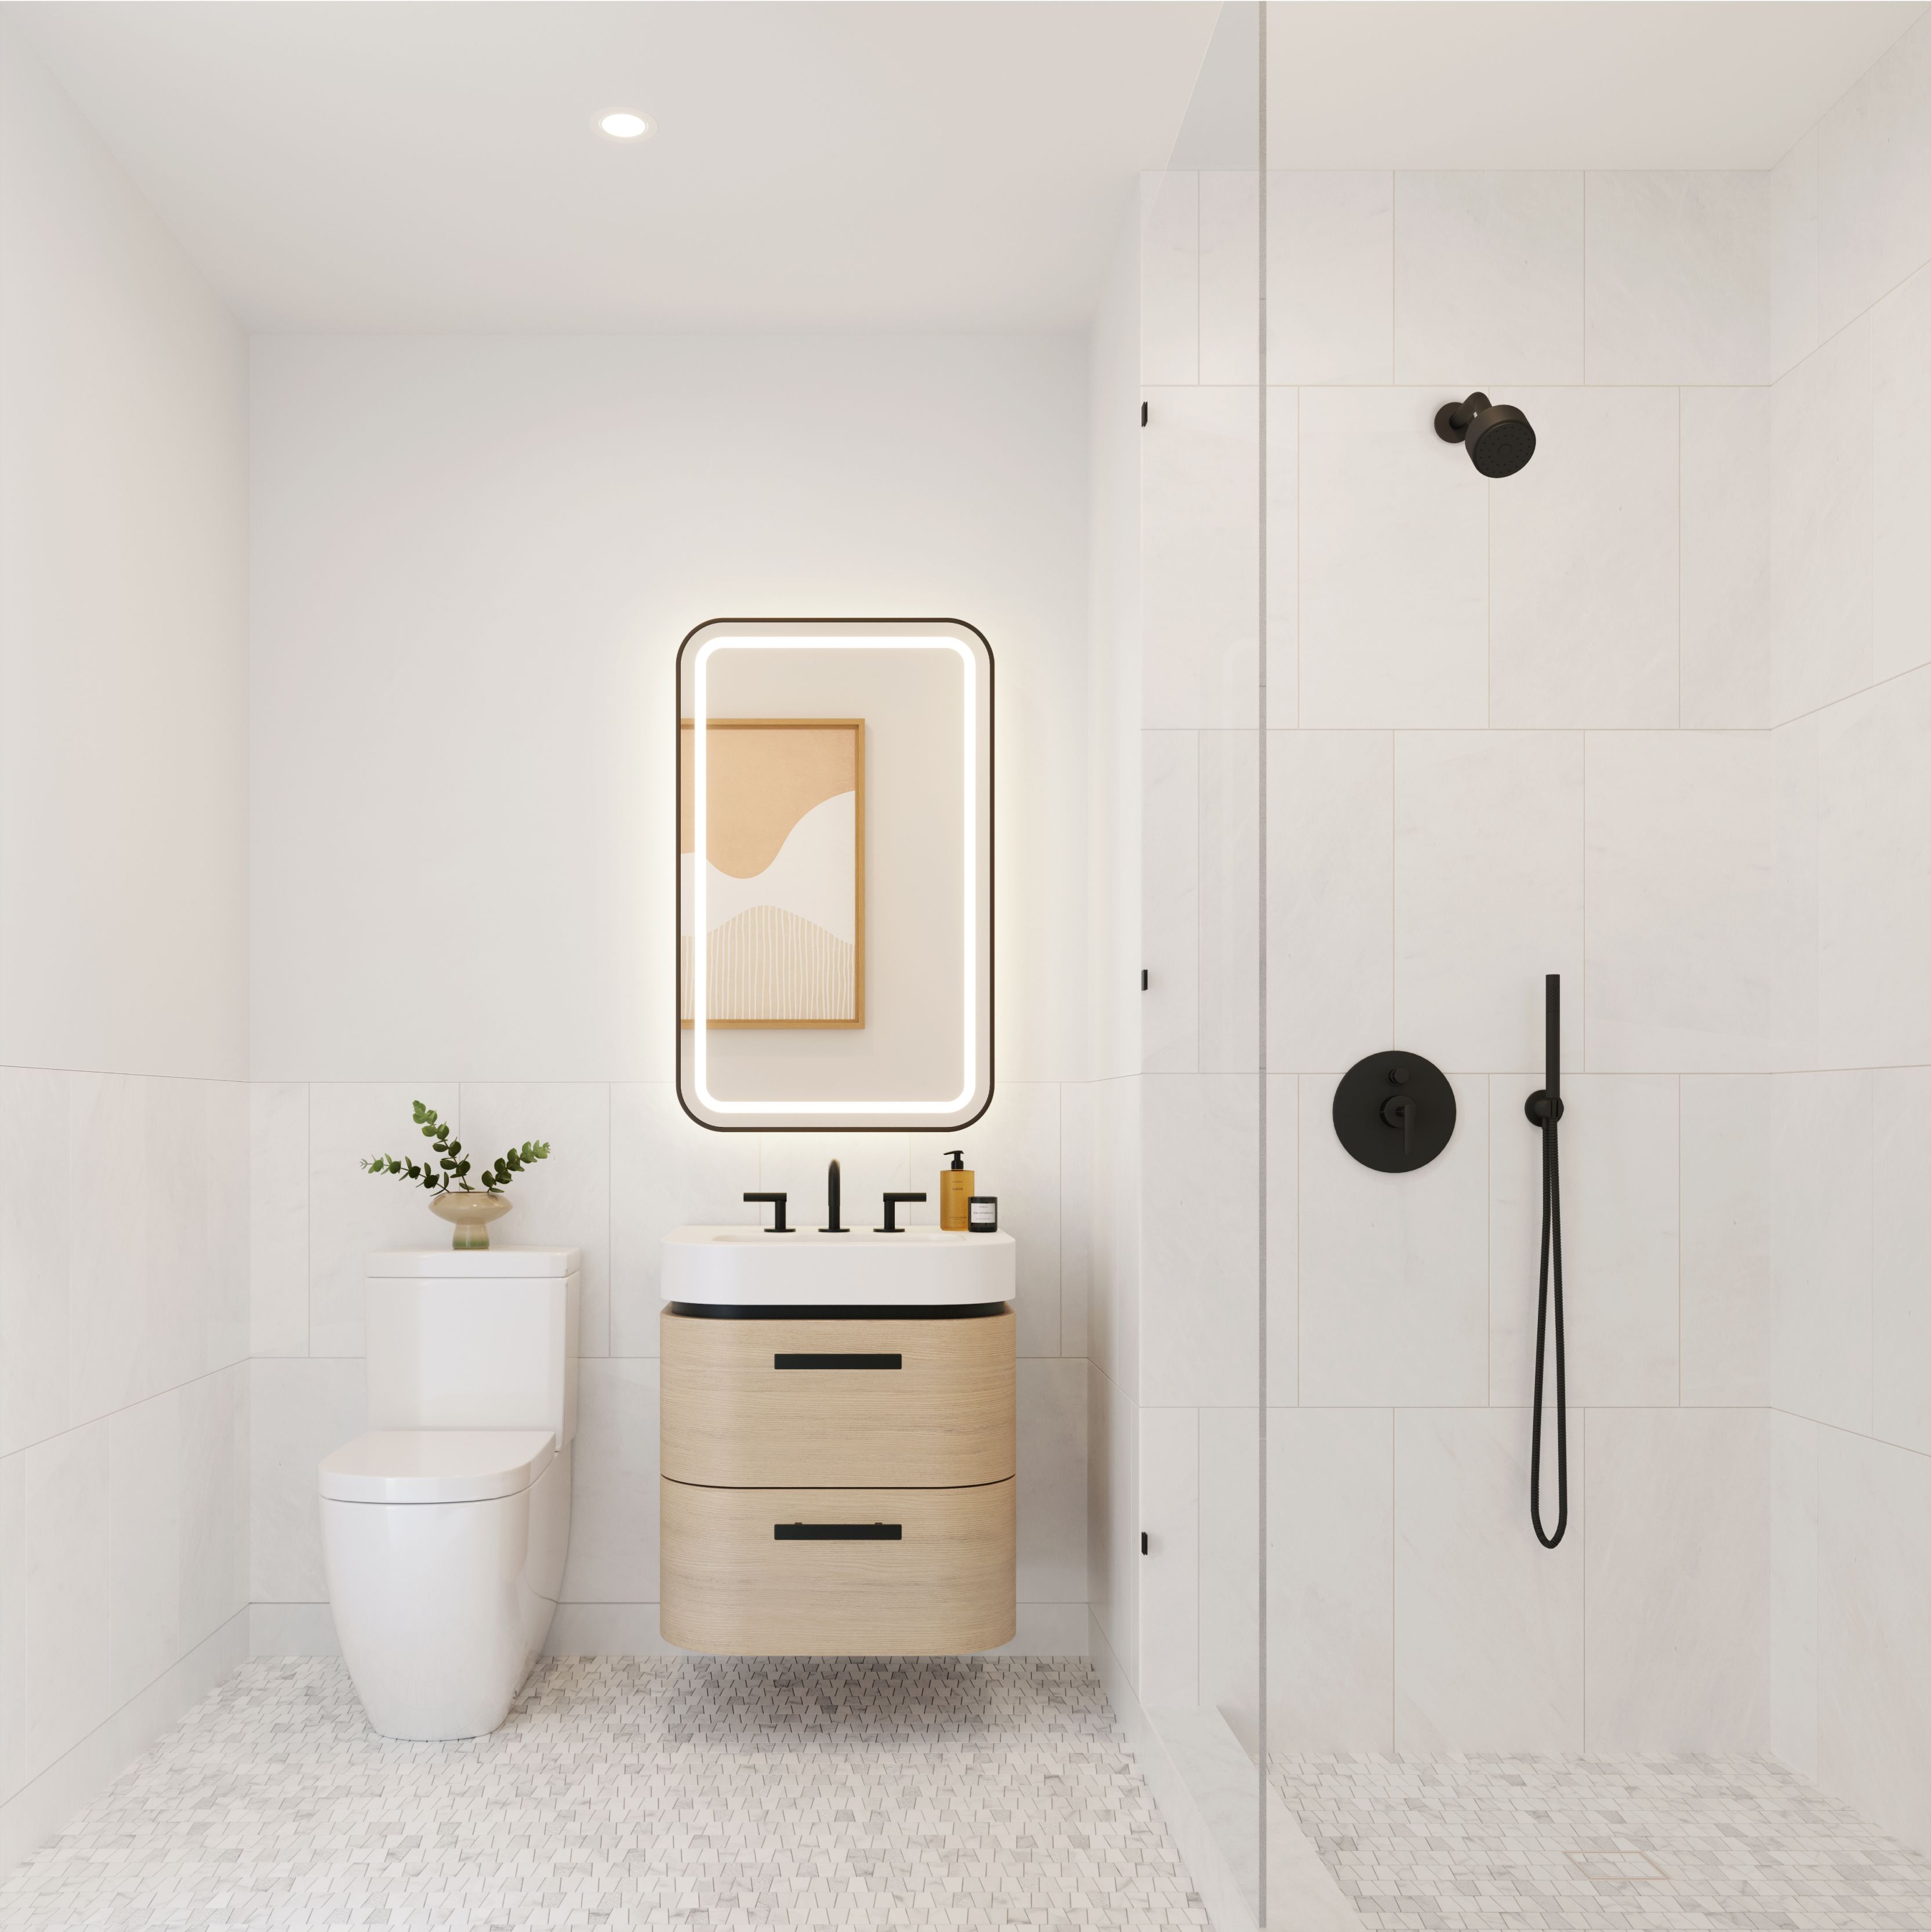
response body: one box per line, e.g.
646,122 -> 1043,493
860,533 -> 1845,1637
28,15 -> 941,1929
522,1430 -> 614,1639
307,1082 -> 460,1357
1266,392 -> 1297,730
459,1082 -> 610,1355
560,1358 -> 660,1605
1059,1081 -> 1091,1360
1584,172 -> 1769,385
1773,1071 -> 1872,1436
1772,315 -> 1874,723
65,1073 -> 146,1429
145,1079 -> 210,1402
1773,716 -> 1821,1072
1197,1405 -> 1258,1744
1489,387 -> 1679,730
1087,1361 -> 1136,1680
1267,731 -> 1392,1074
1585,731 -> 1787,1072
1816,667 -> 1931,1069
1268,1408 -> 1393,1753
1140,171 -> 1199,386
757,1133 -> 910,1232
1197,730 -> 1258,1073
1491,1074 -> 1679,1411
108,1389 -> 180,1710
1585,1408 -> 1767,1754
23,1418 -> 111,1781
1770,131 -> 1820,382
1141,731 -> 1198,1074
1298,389 -> 1487,728
1394,732 -> 1585,1072
1142,387 -> 1259,730
1265,1074 -> 1296,1407
204,1081 -> 249,1376
1017,1358 -> 1086,1604
1393,172 -> 1585,386
1814,12 -> 1931,342
608,1083 -> 758,1357
1871,262 -> 1931,683
249,1082 -> 308,1361
1299,1073 -> 1489,1408
249,1356 -> 363,1605
0,1067 -> 68,1457
1088,1075 -> 1141,1400
1817,1426 -> 1931,1854
1770,1408 -> 1819,1779
1140,1075 -> 1258,1409
178,1365 -> 245,1652
1872,1065 -> 1931,1454
1679,1075 -> 1774,1408
1680,387 -> 1773,729
1199,171 -> 1259,386
1138,1406 -> 1197,1708
914,1081 -> 1061,1356
0,1451 -> 21,1803
1266,172 -> 1393,385
1394,1407 -> 1585,1753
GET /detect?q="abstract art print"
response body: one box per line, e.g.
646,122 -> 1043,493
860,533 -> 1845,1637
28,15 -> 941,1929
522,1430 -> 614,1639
679,719 -> 865,1027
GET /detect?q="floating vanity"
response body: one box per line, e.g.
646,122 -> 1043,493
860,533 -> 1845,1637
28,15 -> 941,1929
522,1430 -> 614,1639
659,1224 -> 1018,1655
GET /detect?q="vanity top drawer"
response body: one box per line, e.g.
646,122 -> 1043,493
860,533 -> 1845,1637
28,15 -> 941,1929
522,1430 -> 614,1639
660,1307 -> 1014,1489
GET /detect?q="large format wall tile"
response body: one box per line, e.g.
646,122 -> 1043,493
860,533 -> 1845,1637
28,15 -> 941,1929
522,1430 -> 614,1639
1087,1360 -> 1137,1682
1585,1408 -> 1768,1753
1141,171 -> 1198,386
0,1067 -> 68,1458
1489,387 -> 1679,730
1816,668 -> 1931,1070
1393,731 -> 1585,1073
108,1390 -> 181,1712
179,1363 -> 248,1654
1679,1075 -> 1774,1408
1770,1409 -> 1820,1778
1197,1405 -> 1258,1744
1393,172 -> 1585,386
1141,730 -> 1199,1074
249,1083 -> 308,1360
1297,389 -> 1487,728
1298,1074 -> 1489,1408
1268,1408 -> 1394,1753
1394,1407 -> 1585,1753
1266,731 -> 1392,1075
1138,1406 -> 1198,1708
1815,10 -> 1931,342
1818,1427 -> 1931,1854
1266,171 -> 1393,385
559,1357 -> 660,1606
1770,131 -> 1820,382
1017,1358 -> 1087,1605
249,1356 -> 364,1605
23,1418 -> 111,1782
1199,171 -> 1259,386
459,1082 -> 611,1355
307,1082 -> 460,1357
1584,172 -> 1769,385
1491,1074 -> 1679,1411
1265,1074 -> 1297,1406
1872,1065 -> 1931,1454
1585,731 -> 1786,1071
1871,262 -> 1931,683
1265,393 -> 1297,728
1141,387 -> 1259,730
65,1073 -> 147,1428
1680,387 -> 1773,728
1197,730 -> 1258,1073
0,1452 -> 21,1801
1140,1075 -> 1258,1409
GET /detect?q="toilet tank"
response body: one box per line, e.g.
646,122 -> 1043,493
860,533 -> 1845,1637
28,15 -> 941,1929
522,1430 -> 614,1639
365,1248 -> 580,1447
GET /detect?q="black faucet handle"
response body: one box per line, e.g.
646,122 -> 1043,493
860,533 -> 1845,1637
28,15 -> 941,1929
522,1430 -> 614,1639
743,1191 -> 792,1234
876,1191 -> 928,1234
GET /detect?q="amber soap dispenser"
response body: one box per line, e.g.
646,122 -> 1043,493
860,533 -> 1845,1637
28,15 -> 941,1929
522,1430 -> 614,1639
939,1148 -> 975,1231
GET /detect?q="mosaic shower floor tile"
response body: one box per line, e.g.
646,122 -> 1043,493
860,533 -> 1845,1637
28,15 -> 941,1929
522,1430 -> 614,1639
2,1655 -> 1211,1931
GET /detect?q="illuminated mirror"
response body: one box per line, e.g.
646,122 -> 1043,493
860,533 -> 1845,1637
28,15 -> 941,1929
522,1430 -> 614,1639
676,618 -> 993,1132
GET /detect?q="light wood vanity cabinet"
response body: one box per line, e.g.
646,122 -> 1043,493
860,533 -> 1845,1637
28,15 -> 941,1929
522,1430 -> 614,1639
659,1306 -> 1015,1655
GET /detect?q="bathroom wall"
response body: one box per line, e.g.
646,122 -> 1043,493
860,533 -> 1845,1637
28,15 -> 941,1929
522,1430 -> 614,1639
1120,157 -> 1792,1754
1765,7 -> 1931,1855
245,332 -> 1094,1658
0,19 -> 251,1871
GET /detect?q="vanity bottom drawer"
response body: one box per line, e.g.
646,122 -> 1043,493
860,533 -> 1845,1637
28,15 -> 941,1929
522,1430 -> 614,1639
660,1477 -> 1015,1657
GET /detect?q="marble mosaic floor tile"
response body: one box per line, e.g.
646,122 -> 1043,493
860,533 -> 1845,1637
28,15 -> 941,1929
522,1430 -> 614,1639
2,1656 -> 1211,1931
1272,1749 -> 1931,1932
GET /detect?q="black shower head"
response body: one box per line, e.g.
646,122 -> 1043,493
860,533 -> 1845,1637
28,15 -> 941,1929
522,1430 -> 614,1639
1435,392 -> 1536,477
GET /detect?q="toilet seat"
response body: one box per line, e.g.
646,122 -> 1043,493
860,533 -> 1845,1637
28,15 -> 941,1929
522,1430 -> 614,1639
320,1429 -> 555,1505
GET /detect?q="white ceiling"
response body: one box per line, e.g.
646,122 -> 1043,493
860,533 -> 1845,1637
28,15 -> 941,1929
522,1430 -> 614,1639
8,1 -> 1923,335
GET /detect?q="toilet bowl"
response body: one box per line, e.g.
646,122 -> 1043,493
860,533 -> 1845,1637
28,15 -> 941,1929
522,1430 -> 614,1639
318,1247 -> 580,1740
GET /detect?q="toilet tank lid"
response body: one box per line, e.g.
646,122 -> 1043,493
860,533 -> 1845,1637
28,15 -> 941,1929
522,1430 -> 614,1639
368,1247 -> 580,1278
319,1429 -> 556,1503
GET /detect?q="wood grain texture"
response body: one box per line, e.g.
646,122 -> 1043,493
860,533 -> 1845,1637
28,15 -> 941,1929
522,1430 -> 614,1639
660,1477 -> 1016,1656
660,1308 -> 1015,1489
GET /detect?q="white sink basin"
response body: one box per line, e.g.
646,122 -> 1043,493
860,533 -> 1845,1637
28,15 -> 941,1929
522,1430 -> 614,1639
661,1226 -> 1015,1308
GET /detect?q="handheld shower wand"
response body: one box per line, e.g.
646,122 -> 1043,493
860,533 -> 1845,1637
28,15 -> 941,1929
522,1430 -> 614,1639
1525,974 -> 1567,1548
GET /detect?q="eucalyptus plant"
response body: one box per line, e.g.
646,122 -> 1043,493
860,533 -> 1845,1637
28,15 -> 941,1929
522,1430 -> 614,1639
361,1101 -> 550,1195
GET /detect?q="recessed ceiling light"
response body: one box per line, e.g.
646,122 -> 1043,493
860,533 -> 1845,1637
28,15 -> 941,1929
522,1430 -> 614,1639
600,111 -> 655,141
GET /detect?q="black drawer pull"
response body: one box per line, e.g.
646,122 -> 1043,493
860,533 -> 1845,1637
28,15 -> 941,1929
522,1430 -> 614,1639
772,1352 -> 903,1371
775,1522 -> 903,1541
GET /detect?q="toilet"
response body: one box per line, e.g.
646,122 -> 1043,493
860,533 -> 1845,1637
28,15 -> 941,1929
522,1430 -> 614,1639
319,1246 -> 580,1739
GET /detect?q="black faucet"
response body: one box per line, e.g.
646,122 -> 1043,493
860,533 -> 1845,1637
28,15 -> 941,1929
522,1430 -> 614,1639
819,1158 -> 846,1234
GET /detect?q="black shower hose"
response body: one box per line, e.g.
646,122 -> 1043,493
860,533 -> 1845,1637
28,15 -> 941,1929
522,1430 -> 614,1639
1529,972 -> 1567,1549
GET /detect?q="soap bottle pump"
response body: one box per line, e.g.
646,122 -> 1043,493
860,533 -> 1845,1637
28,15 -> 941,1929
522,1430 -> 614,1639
939,1148 -> 974,1231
